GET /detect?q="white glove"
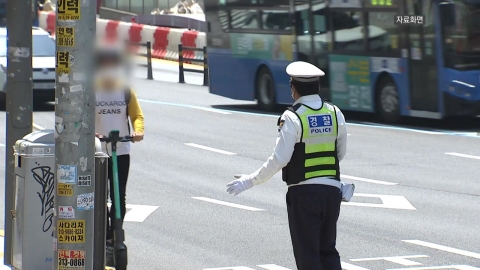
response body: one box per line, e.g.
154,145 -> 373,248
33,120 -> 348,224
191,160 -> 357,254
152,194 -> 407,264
226,174 -> 254,196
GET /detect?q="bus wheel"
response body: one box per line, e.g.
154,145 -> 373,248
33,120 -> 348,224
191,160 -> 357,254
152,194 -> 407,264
256,67 -> 276,111
376,77 -> 400,123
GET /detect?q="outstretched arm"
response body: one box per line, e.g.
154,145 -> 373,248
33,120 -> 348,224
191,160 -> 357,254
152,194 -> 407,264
250,112 -> 299,185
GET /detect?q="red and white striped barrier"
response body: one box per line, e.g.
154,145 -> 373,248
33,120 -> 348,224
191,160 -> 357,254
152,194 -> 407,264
38,11 -> 206,65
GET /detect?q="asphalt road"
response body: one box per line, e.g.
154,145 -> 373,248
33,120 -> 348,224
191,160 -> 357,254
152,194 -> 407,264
1,61 -> 480,270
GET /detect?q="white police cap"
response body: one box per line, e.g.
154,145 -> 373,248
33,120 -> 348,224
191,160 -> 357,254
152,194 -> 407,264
286,61 -> 325,83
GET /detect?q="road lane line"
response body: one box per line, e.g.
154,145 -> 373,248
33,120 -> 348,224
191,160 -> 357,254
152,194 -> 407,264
138,99 -> 232,114
194,106 -> 233,114
33,123 -> 45,130
445,152 -> 480,160
341,174 -> 398,185
341,261 -> 371,270
203,267 -> 256,270
185,143 -> 236,155
351,255 -> 428,266
107,203 -> 159,222
387,265 -> 480,270
0,143 -> 4,147
257,265 -> 292,270
192,197 -> 265,211
403,240 -> 480,259
344,193 -> 416,210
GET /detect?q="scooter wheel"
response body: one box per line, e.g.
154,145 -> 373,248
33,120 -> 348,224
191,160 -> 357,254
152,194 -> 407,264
115,249 -> 128,270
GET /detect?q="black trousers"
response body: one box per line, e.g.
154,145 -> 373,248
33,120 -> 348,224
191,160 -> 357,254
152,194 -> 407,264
106,154 -> 130,241
286,184 -> 342,270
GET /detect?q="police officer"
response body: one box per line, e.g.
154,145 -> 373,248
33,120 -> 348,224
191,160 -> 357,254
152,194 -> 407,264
226,61 -> 347,270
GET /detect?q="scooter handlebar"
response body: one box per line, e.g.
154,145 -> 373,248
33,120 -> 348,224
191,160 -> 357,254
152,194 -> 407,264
99,135 -> 134,143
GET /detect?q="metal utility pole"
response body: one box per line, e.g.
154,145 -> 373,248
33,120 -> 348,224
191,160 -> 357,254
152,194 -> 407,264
4,0 -> 33,266
54,0 -> 96,269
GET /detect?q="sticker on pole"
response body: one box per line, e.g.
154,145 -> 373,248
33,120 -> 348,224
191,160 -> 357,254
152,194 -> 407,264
56,51 -> 71,74
58,249 -> 85,269
58,184 -> 73,196
77,193 -> 94,210
78,175 -> 91,186
56,27 -> 75,47
58,206 -> 75,219
57,0 -> 81,20
58,220 -> 85,243
57,164 -> 77,184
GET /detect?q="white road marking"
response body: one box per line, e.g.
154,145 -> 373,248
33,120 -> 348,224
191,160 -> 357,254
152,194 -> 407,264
192,197 -> 265,211
107,203 -> 159,222
445,152 -> 480,160
343,193 -> 416,210
403,240 -> 480,259
341,174 -> 398,186
195,107 -> 232,114
138,99 -> 233,115
258,265 -> 291,270
203,267 -> 256,270
341,261 -> 371,270
0,143 -> 4,147
204,263 -> 369,270
351,255 -> 428,266
387,265 -> 480,270
185,143 -> 236,155
347,134 -> 351,136
33,123 -> 45,130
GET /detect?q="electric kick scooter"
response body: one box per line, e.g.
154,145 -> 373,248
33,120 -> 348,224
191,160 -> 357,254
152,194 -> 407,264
100,130 -> 133,270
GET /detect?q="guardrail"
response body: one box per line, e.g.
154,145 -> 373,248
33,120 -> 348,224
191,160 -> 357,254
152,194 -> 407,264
127,41 -> 153,80
178,44 -> 209,86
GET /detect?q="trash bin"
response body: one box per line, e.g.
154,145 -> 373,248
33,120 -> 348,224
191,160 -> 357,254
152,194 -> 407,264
12,129 -> 55,270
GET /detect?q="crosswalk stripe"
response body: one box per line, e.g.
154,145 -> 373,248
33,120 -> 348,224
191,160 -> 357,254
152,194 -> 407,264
403,240 -> 480,259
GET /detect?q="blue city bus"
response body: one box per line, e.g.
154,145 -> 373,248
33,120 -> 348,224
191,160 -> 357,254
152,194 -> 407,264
204,0 -> 480,123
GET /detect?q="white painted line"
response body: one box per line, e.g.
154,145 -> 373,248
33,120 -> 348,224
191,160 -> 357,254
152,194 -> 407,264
343,193 -> 416,210
124,204 -> 159,222
185,143 -> 236,155
0,143 -> 4,147
138,99 -> 233,115
341,261 -> 371,270
347,134 -> 351,136
387,265 -> 480,270
351,255 -> 428,266
33,123 -> 45,130
203,267 -> 256,270
341,174 -> 398,186
192,197 -> 265,211
195,107 -> 232,115
403,240 -> 480,259
258,265 -> 292,270
445,152 -> 480,160
107,203 -> 159,222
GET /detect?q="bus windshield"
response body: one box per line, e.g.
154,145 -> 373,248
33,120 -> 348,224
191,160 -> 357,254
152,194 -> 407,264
443,0 -> 480,55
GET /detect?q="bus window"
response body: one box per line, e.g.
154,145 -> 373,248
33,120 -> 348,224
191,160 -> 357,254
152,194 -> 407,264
367,11 -> 398,51
262,10 -> 291,31
331,11 -> 365,51
229,10 -> 260,29
295,8 -> 310,35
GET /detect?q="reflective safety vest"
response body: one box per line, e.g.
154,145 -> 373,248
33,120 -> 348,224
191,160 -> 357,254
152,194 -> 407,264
281,102 -> 340,185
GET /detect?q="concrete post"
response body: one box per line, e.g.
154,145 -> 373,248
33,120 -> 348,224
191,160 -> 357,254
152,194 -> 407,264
54,0 -> 97,269
4,0 -> 34,265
